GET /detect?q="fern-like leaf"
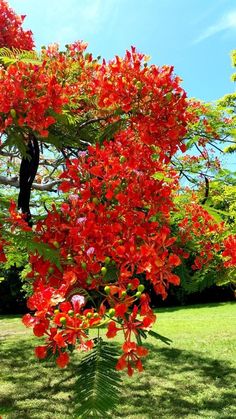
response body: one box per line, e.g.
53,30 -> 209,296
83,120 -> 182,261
74,338 -> 121,418
148,330 -> 172,345
0,47 -> 41,66
5,231 -> 61,269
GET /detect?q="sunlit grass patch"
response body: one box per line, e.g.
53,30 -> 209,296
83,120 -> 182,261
0,302 -> 236,418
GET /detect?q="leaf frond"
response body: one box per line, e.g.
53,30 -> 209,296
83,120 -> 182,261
73,338 -> 121,418
0,47 -> 41,66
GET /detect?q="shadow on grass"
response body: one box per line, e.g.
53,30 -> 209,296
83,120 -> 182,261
1,338 -> 236,418
115,342 -> 236,419
0,338 -> 79,419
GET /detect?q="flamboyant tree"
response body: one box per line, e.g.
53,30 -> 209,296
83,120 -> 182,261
0,1 -> 236,416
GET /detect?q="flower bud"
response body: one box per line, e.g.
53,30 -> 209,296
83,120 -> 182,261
53,241 -> 60,249
81,261 -> 87,270
10,108 -> 16,118
104,286 -> 110,295
60,317 -> 67,325
108,308 -> 115,317
104,256 -> 111,265
101,267 -> 107,276
138,284 -> 145,293
92,197 -> 99,205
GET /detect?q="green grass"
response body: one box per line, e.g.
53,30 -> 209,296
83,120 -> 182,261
0,302 -> 236,418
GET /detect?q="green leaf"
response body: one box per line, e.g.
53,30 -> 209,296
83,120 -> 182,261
74,338 -> 122,418
4,131 -> 28,157
5,231 -> 61,270
0,47 -> 41,66
98,120 -> 124,144
202,205 -> 224,222
148,330 -> 172,345
152,172 -> 172,183
102,264 -> 119,283
223,144 -> 236,154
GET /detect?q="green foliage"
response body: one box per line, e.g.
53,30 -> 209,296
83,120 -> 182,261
0,47 -> 41,66
147,330 -> 172,345
74,338 -> 122,418
135,327 -> 172,346
3,130 -> 28,157
209,182 -> 236,227
172,186 -> 236,295
230,49 -> 236,82
175,261 -> 224,295
4,230 -> 61,270
152,172 -> 172,183
224,143 -> 236,153
47,110 -> 101,149
98,118 -> 126,144
216,267 -> 236,286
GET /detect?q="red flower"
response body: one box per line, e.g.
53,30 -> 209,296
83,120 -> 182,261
33,323 -> 47,337
0,0 -> 34,50
56,352 -> 70,368
116,341 -> 148,375
115,303 -> 128,318
106,321 -> 120,338
22,313 -> 36,328
35,346 -> 47,359
223,235 -> 236,267
53,332 -> 67,348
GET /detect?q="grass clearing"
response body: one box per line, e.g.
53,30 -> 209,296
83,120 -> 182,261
0,302 -> 236,418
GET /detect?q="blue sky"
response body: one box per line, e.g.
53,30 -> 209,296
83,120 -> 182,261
9,0 -> 236,103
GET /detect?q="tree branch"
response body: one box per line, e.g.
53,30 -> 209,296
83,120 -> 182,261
77,117 -> 109,130
0,175 -> 60,191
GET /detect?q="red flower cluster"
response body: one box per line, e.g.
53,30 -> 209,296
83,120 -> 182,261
20,133 -> 182,372
0,42 -> 191,146
222,235 -> 236,267
177,203 -> 225,270
0,227 -> 6,263
0,60 -> 68,136
0,0 -> 34,50
6,47 -> 191,373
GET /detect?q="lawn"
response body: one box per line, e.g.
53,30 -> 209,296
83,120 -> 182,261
0,302 -> 236,418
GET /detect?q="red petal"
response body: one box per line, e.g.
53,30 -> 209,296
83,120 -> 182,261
136,345 -> 148,357
115,303 -> 127,318
33,323 -> 46,337
35,346 -> 47,359
22,313 -> 36,328
56,352 -> 69,368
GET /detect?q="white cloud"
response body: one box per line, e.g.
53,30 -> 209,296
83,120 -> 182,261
194,10 -> 236,44
52,0 -> 119,44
